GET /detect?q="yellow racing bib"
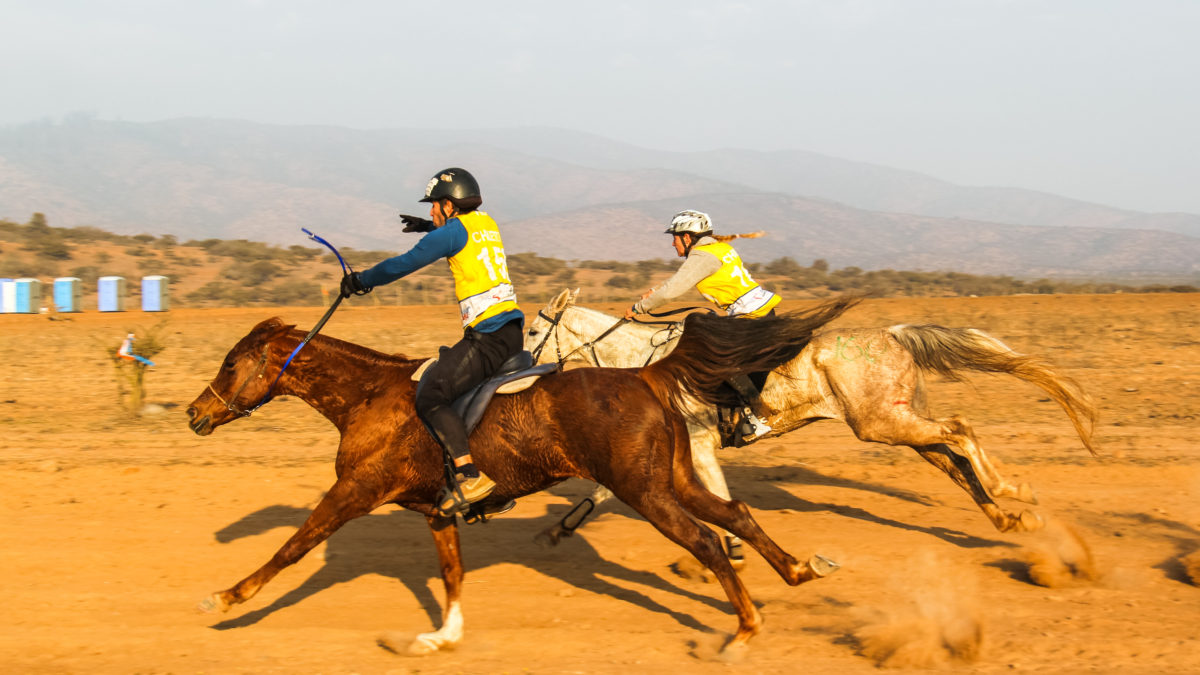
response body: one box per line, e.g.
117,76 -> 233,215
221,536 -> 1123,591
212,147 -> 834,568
692,241 -> 780,318
447,211 -> 520,328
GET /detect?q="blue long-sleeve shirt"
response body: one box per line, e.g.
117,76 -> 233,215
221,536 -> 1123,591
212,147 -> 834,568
358,219 -> 523,333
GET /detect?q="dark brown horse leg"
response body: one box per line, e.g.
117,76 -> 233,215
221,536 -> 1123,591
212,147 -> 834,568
913,444 -> 1043,533
198,476 -> 381,613
405,514 -> 466,655
671,474 -> 839,586
621,493 -> 763,651
668,418 -> 837,586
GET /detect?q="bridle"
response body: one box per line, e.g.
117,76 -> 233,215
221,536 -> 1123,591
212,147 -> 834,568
529,304 -> 709,368
529,305 -> 631,367
205,344 -> 272,417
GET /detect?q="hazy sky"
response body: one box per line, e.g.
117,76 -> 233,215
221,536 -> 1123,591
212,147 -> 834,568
3,1 -> 1198,214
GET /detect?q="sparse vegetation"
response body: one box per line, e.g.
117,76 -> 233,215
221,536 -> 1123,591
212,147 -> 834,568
0,214 -> 1196,308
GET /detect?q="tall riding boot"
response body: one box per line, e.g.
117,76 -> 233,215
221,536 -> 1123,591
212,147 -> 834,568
728,373 -> 772,438
422,405 -> 496,514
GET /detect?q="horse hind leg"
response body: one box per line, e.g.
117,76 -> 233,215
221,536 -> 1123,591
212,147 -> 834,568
619,490 -> 764,651
939,415 -> 1038,505
672,465 -> 839,585
914,444 -> 1043,533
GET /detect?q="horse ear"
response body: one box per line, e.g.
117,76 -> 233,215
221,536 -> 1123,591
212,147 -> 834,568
551,288 -> 570,311
251,317 -> 295,340
568,288 -> 580,305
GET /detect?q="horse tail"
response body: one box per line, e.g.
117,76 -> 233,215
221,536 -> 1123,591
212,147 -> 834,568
888,324 -> 1098,456
641,296 -> 859,416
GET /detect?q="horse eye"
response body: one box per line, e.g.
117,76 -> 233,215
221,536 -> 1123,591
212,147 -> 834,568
527,329 -> 538,336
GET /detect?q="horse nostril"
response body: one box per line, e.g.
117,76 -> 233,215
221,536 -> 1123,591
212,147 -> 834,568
186,406 -> 197,421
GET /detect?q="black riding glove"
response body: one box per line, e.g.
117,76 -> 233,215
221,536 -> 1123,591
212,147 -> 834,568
399,214 -> 435,233
340,271 -> 372,298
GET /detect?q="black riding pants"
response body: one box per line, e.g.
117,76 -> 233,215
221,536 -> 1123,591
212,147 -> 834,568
415,319 -> 524,463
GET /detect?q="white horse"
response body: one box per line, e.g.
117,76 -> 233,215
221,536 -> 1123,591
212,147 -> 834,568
525,289 -> 1098,564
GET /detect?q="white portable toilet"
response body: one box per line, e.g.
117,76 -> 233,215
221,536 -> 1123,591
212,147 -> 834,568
14,278 -> 42,313
98,276 -> 127,312
53,277 -> 83,312
0,278 -> 13,313
141,275 -> 169,311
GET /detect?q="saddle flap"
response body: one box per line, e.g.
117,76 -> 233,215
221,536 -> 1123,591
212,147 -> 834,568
454,363 -> 559,434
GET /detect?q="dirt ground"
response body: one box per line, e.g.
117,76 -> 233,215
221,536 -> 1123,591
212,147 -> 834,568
2,293 -> 1197,674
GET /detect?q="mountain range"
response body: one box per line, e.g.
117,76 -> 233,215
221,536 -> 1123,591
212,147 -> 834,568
1,117 -> 1197,279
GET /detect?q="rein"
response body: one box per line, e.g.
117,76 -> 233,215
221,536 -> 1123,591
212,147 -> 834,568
532,303 -> 712,368
206,228 -> 351,417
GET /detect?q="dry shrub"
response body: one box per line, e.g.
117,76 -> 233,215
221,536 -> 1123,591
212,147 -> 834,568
853,550 -> 985,668
1024,519 -> 1099,588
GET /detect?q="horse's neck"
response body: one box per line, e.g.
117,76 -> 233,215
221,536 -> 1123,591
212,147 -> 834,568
276,335 -> 415,429
564,307 -> 668,367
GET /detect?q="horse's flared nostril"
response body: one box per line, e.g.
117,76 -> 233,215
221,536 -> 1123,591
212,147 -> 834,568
186,406 -> 197,421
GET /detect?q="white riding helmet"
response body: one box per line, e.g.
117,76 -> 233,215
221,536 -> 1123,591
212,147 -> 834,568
665,209 -> 713,236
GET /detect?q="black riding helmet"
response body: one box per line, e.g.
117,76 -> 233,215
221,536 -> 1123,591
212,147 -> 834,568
420,167 -> 481,203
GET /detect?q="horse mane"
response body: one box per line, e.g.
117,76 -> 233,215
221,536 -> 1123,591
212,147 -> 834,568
286,328 -> 418,368
642,296 -> 859,414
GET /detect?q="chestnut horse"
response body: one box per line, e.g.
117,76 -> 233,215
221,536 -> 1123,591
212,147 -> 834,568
185,298 -> 854,655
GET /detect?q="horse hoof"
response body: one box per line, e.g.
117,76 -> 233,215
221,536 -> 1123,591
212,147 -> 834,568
807,554 -> 841,578
1019,510 -> 1045,532
406,634 -> 441,656
717,640 -> 751,664
1018,483 -> 1039,505
196,593 -> 228,614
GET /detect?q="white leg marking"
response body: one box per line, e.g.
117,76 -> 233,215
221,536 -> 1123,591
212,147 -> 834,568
409,601 -> 464,655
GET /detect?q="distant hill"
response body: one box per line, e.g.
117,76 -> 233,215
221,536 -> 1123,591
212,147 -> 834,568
1,117 -> 1197,279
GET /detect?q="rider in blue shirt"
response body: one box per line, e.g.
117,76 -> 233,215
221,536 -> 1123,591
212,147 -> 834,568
342,168 -> 523,518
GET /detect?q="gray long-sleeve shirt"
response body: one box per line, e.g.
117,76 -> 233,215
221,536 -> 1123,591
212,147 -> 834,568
633,236 -> 722,314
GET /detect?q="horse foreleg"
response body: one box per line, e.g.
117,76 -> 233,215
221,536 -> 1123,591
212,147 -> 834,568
914,444 -> 1043,533
687,425 -> 745,569
534,485 -> 614,547
198,477 -> 379,613
407,514 -> 466,655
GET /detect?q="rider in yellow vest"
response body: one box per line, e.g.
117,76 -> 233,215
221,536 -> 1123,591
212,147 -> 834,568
341,168 -> 523,516
624,209 -> 779,437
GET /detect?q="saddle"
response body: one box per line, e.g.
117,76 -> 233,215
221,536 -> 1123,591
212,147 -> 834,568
412,350 -> 558,435
413,350 -> 558,523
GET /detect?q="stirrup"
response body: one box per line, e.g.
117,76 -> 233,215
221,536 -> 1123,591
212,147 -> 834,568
463,499 -> 517,525
436,484 -> 470,519
742,411 -> 772,439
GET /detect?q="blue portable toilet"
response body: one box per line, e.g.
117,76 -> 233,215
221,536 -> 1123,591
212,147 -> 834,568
141,275 -> 169,312
98,276 -> 127,312
53,277 -> 83,312
14,278 -> 42,313
0,278 -> 12,313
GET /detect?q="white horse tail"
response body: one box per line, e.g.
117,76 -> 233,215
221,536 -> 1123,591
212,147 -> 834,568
887,324 -> 1098,456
